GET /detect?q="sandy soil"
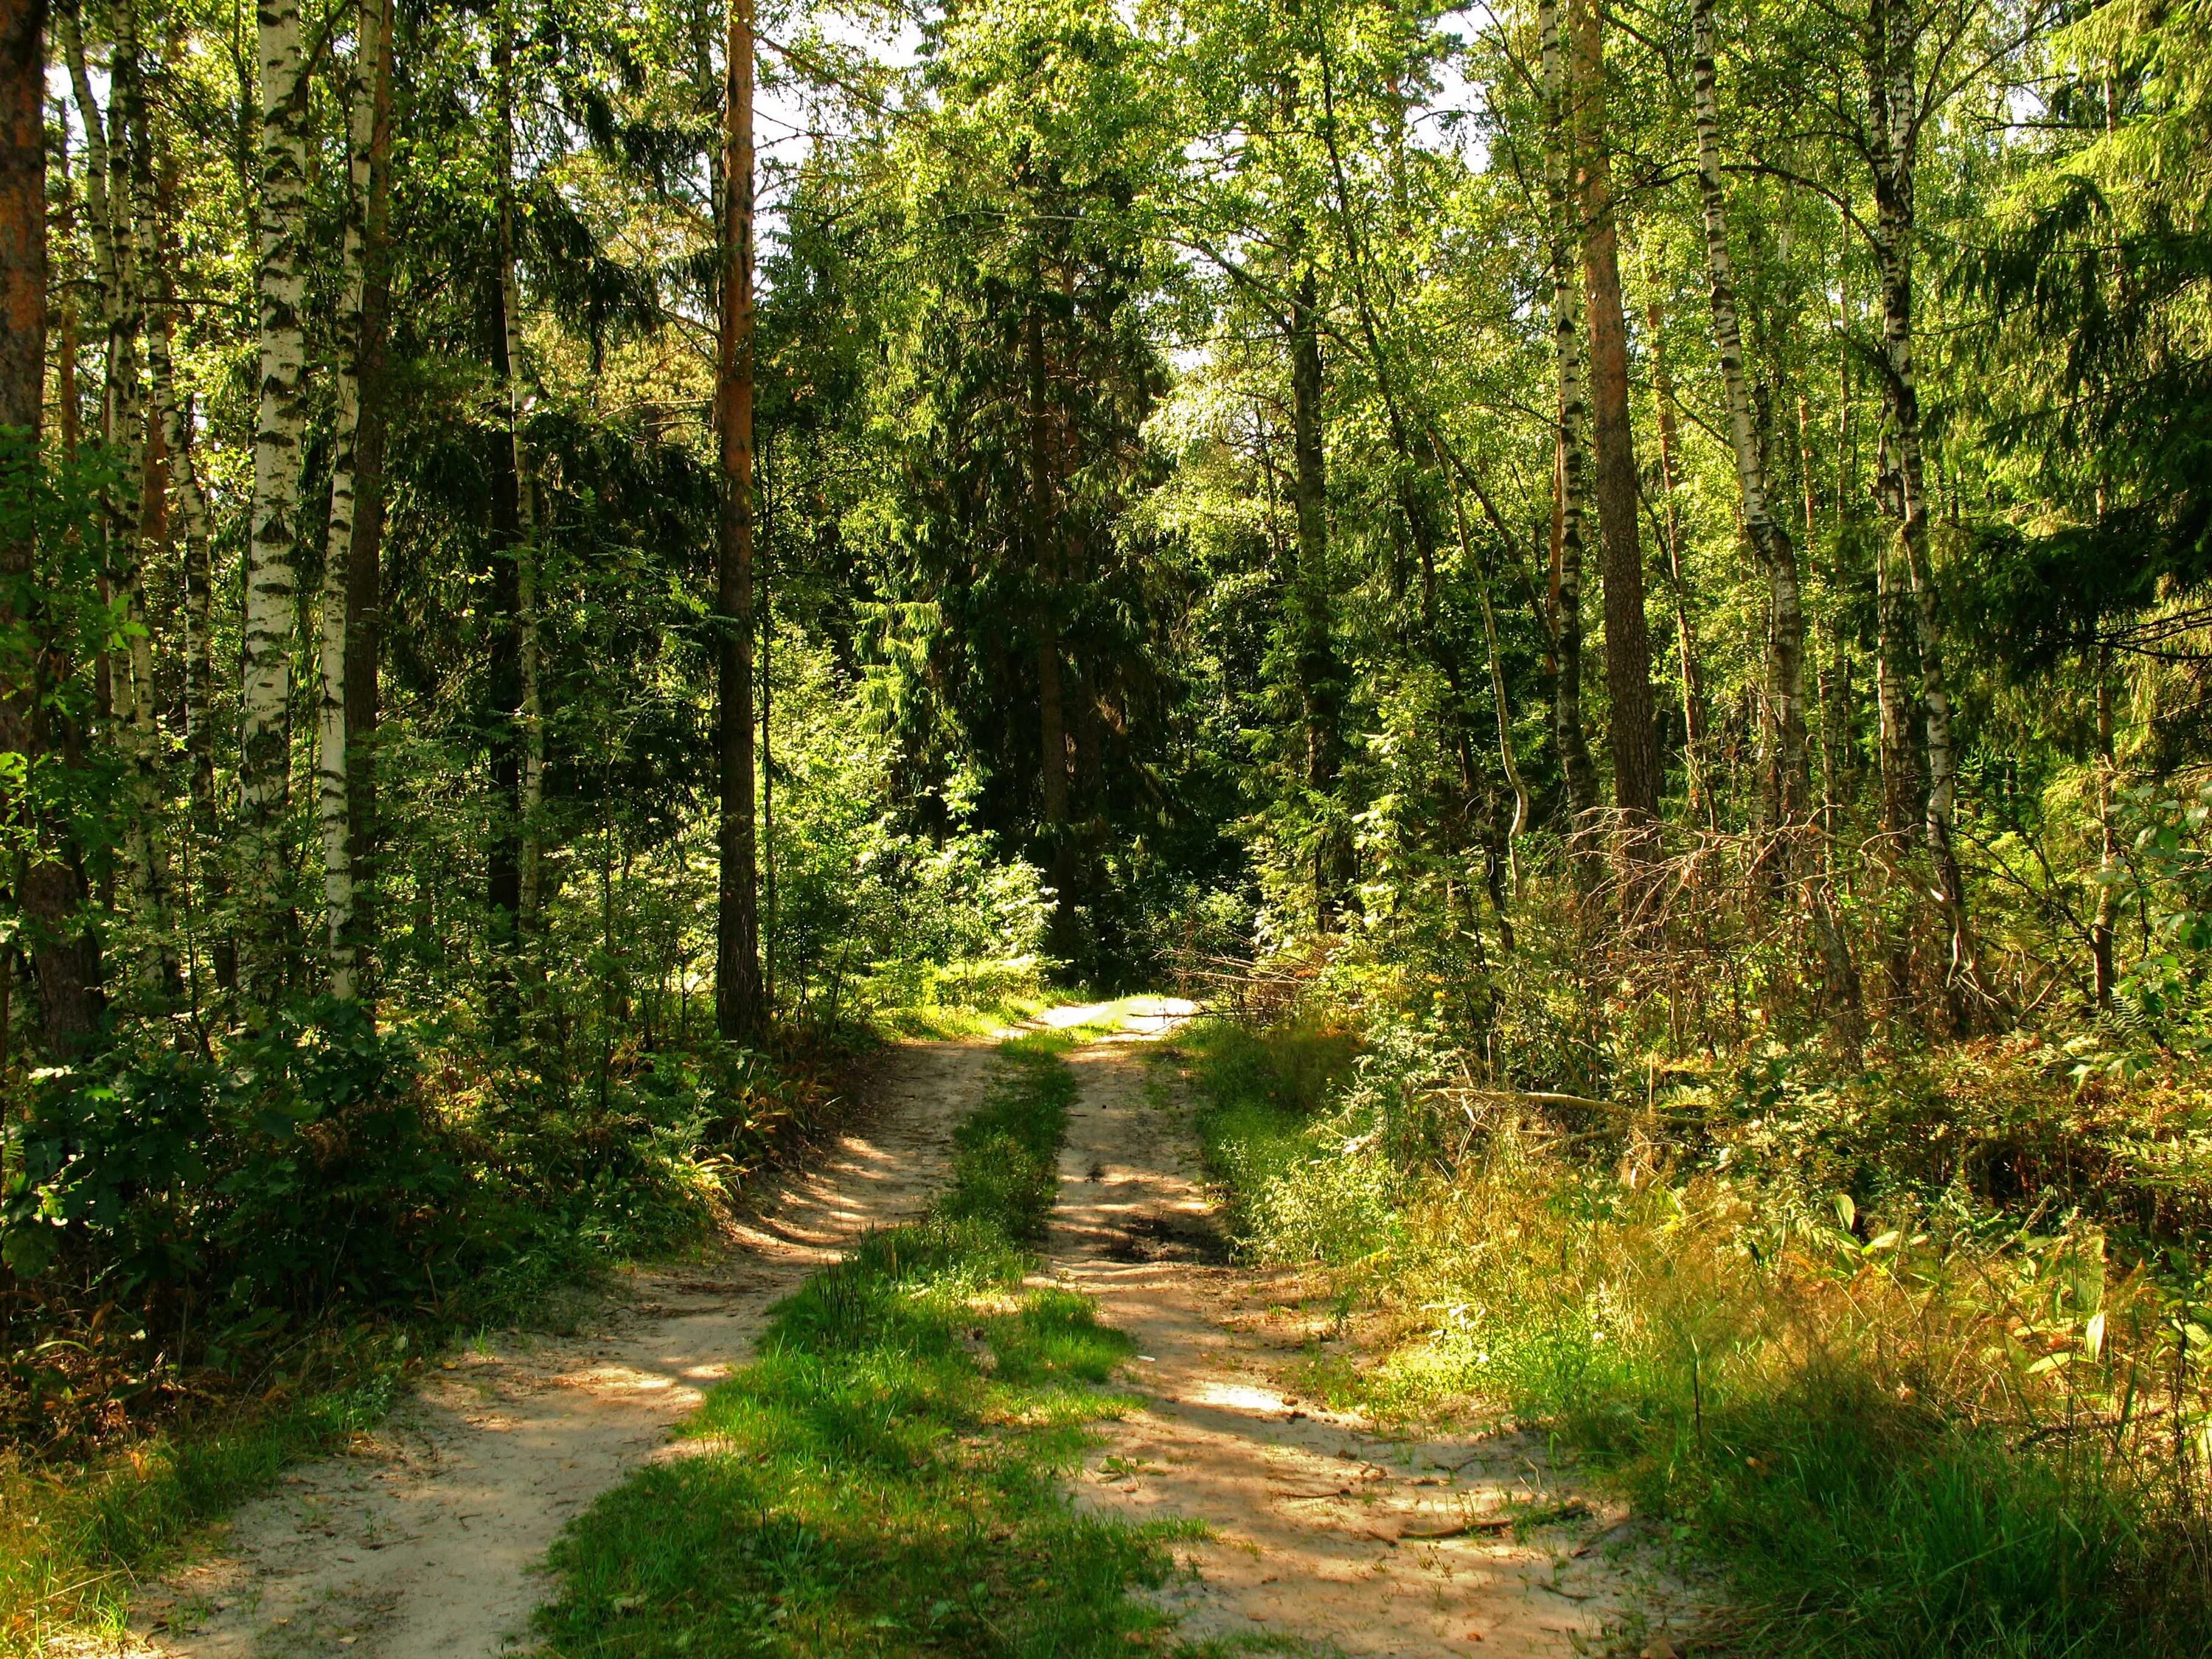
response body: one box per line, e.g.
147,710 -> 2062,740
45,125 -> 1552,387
118,1041 -> 990,1659
1053,1029 -> 1694,1658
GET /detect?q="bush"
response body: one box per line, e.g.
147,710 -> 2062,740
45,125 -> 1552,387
4,1002 -> 460,1345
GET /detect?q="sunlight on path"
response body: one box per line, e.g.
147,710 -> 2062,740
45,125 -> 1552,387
100,1043 -> 992,1659
1028,995 -> 1198,1033
1048,1031 -> 1696,1658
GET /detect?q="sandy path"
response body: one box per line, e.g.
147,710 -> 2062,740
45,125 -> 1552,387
1053,1033 -> 1689,1658
126,1041 -> 988,1659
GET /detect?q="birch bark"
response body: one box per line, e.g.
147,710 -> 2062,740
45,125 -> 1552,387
316,0 -> 388,1001
240,0 -> 313,1000
72,1 -> 173,986
118,17 -> 178,987
1866,0 -> 1974,1020
1690,0 -> 1809,827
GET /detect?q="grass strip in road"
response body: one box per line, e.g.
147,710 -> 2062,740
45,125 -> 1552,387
537,1034 -> 1198,1658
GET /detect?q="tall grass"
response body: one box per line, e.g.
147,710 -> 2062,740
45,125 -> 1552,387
1178,1018 -> 2212,1658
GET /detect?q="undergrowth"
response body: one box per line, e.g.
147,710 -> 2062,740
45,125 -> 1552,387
536,1035 -> 1202,1658
0,1010 -> 856,1656
1177,1016 -> 2212,1659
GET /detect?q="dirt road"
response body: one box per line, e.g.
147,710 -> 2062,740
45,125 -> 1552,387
1053,1029 -> 1687,1658
115,1014 -> 1683,1659
128,1042 -> 989,1659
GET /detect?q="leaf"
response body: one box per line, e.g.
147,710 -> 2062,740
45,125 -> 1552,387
0,1223 -> 57,1278
1832,1193 -> 1856,1231
2084,1311 -> 2107,1359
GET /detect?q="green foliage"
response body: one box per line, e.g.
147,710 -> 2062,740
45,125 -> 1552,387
537,1041 -> 1190,1659
2,1003 -> 456,1318
1180,1015 -> 2212,1658
1181,1020 -> 1373,1262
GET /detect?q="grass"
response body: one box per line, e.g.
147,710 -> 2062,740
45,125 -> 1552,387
0,1231 -> 698,1655
874,995 -> 1053,1040
536,1034 -> 1207,1658
0,1034 -> 844,1658
0,1337 -> 408,1652
1173,1017 -> 2212,1659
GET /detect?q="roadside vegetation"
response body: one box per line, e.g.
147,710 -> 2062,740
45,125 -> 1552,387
1175,992 -> 2212,1659
0,1015 -> 852,1653
536,1035 -> 1192,1659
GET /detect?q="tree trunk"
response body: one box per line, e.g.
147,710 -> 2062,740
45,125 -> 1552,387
1539,0 -> 1601,863
1025,295 -> 1075,919
315,0 -> 386,1002
240,0 -> 313,1005
714,0 -> 764,1041
1287,260 -> 1346,933
1690,0 -> 1809,829
347,0 -> 396,1007
496,15 -> 545,1003
1867,0 -> 1973,1026
1569,0 -> 1657,833
1,0 -> 104,1054
149,304 -> 228,989
1441,461 -> 1530,902
112,17 -> 178,990
1646,295 -> 1709,827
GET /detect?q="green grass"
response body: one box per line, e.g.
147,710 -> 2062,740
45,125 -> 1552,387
1174,1018 -> 2212,1659
1,1063 -> 751,1657
874,995 -> 1052,1040
537,1036 -> 1205,1658
0,1335 -> 411,1652
1,1225 -> 695,1655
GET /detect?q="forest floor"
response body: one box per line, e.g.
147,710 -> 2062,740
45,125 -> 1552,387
82,1007 -> 1688,1658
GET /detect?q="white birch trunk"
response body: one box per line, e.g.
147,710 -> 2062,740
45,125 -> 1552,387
1867,0 -> 1972,1007
316,0 -> 388,1001
71,1 -> 174,983
241,0 -> 313,995
1691,0 -> 1809,826
119,24 -> 177,981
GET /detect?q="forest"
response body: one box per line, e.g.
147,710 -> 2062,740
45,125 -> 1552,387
2,0 -> 2211,1650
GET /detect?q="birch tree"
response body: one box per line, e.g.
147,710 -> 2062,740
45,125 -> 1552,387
1688,0 -> 1809,826
316,0 -> 390,1001
240,0 -> 313,1001
1865,0 -> 1975,1020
